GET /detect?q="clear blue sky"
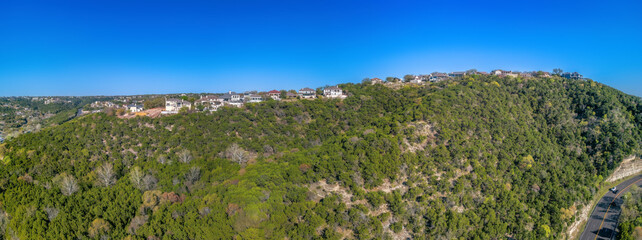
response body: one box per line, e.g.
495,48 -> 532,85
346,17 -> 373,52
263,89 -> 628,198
1,0 -> 641,96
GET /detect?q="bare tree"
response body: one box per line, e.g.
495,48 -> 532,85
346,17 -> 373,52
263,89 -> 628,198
157,154 -> 168,165
128,215 -> 148,234
184,166 -> 201,185
142,175 -> 158,191
56,173 -> 79,196
95,163 -> 116,187
0,209 -> 8,236
130,166 -> 145,190
44,207 -> 59,221
178,149 -> 193,163
226,143 -> 249,165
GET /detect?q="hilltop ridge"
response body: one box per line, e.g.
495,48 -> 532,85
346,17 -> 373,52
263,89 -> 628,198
0,75 -> 640,239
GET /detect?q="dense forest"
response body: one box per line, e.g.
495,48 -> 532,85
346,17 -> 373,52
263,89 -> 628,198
0,75 -> 640,239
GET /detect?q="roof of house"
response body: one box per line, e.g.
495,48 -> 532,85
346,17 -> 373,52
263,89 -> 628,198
247,94 -> 262,98
325,86 -> 341,90
196,95 -> 219,102
299,87 -> 314,92
268,90 -> 281,94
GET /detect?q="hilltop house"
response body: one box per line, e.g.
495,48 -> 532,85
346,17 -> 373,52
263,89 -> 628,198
128,104 -> 143,112
195,95 -> 223,111
90,101 -> 116,108
448,72 -> 466,78
245,94 -> 263,103
429,72 -> 449,82
299,88 -> 316,99
195,95 -> 221,105
268,90 -> 281,100
371,78 -> 383,84
410,75 -> 429,84
165,99 -> 192,112
323,86 -> 346,99
561,72 -> 583,80
491,70 -> 518,77
220,92 -> 244,107
221,92 -> 243,102
286,92 -> 298,98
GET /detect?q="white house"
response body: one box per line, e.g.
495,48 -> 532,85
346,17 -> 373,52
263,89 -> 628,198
491,70 -> 517,77
323,86 -> 345,99
128,104 -> 143,112
298,87 -> 316,99
245,94 -> 263,103
267,90 -> 281,100
410,75 -> 429,84
165,98 -> 192,112
221,92 -> 242,103
195,95 -> 221,105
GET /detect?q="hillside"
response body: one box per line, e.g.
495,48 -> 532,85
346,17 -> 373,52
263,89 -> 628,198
0,75 -> 640,239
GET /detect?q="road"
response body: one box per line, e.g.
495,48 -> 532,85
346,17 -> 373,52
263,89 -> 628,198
579,174 -> 642,240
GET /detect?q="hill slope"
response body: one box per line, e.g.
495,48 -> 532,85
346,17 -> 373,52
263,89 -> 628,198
0,76 -> 640,239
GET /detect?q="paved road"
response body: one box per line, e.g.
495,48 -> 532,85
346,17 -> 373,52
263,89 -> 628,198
579,174 -> 642,240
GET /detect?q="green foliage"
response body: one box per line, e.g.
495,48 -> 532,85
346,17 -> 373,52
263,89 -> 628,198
617,186 -> 642,240
143,98 -> 165,109
0,76 -> 640,239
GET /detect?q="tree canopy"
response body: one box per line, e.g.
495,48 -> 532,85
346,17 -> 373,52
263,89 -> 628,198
0,75 -> 640,239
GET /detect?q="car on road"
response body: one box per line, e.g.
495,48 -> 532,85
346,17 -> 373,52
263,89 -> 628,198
610,187 -> 618,193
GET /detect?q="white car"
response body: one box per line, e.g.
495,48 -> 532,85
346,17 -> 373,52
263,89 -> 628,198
610,187 -> 618,193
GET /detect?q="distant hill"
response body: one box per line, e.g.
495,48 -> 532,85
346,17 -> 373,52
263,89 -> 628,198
0,75 -> 640,239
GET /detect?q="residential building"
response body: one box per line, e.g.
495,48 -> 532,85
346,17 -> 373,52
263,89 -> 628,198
245,94 -> 263,103
323,86 -> 345,98
195,95 -> 223,111
165,99 -> 192,112
299,87 -> 316,99
195,95 -> 221,106
221,92 -> 243,103
268,90 -> 281,100
371,78 -> 383,84
286,92 -> 298,98
128,104 -> 143,112
410,75 -> 428,84
449,72 -> 466,78
429,72 -> 449,82
561,72 -> 583,80
491,70 -> 517,77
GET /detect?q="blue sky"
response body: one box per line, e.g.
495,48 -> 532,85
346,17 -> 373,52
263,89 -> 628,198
1,0 -> 641,96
